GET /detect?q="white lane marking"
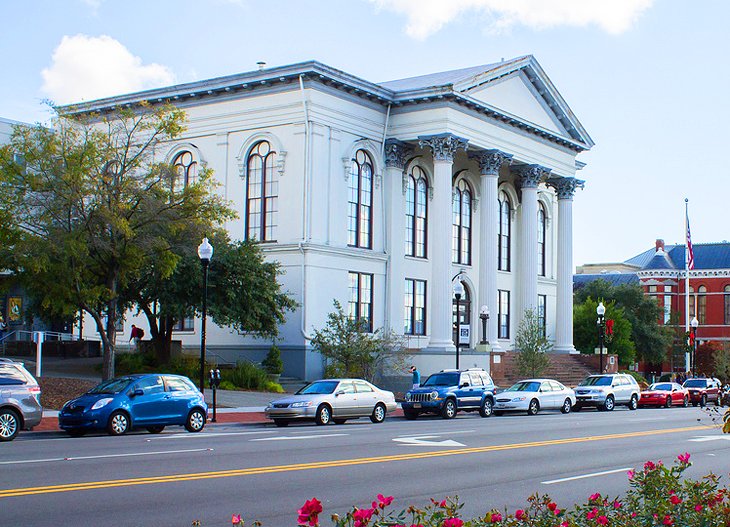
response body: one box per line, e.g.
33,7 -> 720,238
0,448 -> 212,465
542,467 -> 633,485
251,433 -> 348,441
393,435 -> 465,447
688,436 -> 730,442
395,429 -> 474,437
154,431 -> 275,439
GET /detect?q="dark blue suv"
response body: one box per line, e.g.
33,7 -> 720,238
402,368 -> 496,419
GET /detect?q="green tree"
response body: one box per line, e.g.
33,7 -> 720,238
311,300 -> 408,383
514,308 -> 551,378
713,344 -> 730,383
0,104 -> 232,379
574,297 -> 635,366
575,280 -> 671,364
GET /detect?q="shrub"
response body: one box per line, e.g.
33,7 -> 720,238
115,352 -> 157,374
262,345 -> 284,375
225,360 -> 274,391
621,369 -> 647,385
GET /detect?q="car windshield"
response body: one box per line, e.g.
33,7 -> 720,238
297,381 -> 339,395
579,376 -> 612,387
649,383 -> 672,391
684,379 -> 707,388
422,373 -> 459,387
88,377 -> 134,394
506,381 -> 540,392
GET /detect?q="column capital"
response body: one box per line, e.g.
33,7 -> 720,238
384,139 -> 412,170
470,149 -> 513,175
515,164 -> 551,189
418,133 -> 468,162
547,176 -> 585,199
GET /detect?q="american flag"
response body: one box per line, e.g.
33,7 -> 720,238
686,209 -> 695,270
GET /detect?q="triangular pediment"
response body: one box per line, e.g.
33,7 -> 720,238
462,72 -> 567,135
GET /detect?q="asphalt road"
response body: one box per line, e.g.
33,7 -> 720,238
2,405 -> 728,526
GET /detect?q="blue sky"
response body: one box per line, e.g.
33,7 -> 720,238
1,0 -> 727,270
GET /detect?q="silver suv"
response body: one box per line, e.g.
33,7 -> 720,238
0,358 -> 43,441
574,373 -> 640,411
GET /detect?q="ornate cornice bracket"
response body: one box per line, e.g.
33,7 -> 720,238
515,164 -> 551,189
546,176 -> 585,200
418,133 -> 469,162
471,149 -> 513,175
384,138 -> 412,170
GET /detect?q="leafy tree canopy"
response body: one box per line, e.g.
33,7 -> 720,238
574,297 -> 635,366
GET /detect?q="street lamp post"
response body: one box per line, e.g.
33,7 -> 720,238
453,280 -> 464,369
197,237 -> 214,394
596,301 -> 606,374
479,305 -> 489,345
690,316 -> 699,377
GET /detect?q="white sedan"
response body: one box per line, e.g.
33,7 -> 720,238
494,379 -> 576,416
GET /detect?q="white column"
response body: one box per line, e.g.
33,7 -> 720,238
473,150 -> 513,351
548,177 -> 583,353
383,139 -> 411,334
419,134 -> 468,351
516,165 -> 551,329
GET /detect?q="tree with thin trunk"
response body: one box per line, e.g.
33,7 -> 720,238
514,308 -> 551,378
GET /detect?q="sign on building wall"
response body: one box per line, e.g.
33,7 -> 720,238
459,325 -> 470,345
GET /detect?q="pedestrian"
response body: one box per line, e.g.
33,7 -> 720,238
129,324 -> 144,352
409,365 -> 420,390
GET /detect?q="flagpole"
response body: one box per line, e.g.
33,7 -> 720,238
684,198 -> 691,374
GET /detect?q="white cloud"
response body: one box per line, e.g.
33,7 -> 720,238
41,34 -> 176,104
370,0 -> 654,39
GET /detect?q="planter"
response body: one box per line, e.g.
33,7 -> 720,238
267,373 -> 281,383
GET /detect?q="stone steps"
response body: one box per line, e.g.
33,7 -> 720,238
493,353 -> 595,389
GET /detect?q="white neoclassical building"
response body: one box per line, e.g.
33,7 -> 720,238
66,55 -> 594,380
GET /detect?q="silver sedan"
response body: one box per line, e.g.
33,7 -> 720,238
494,378 -> 576,416
264,378 -> 397,427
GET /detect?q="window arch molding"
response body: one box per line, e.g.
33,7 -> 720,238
164,142 -> 205,166
342,139 -> 383,186
498,182 -> 519,219
403,157 -> 433,193
536,192 -> 553,226
237,132 -> 286,180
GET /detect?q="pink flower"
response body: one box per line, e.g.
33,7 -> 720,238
442,519 -> 464,527
515,509 -> 525,520
677,452 -> 691,464
586,507 -> 598,520
644,461 -> 656,471
353,508 -> 375,527
663,515 -> 674,526
631,512 -> 637,518
670,495 -> 682,505
231,514 -> 242,525
589,493 -> 601,502
597,515 -> 609,525
432,498 -> 448,508
297,498 -> 323,527
491,512 -> 502,522
627,470 -> 635,480
547,502 -> 558,512
613,501 -> 622,509
695,504 -> 703,512
376,494 -> 394,509
561,522 -> 570,527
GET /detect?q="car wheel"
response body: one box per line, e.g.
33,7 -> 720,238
67,429 -> 87,438
370,403 -> 386,424
185,409 -> 206,433
602,395 -> 615,412
664,397 -> 672,408
0,408 -> 20,442
683,396 -> 689,407
315,404 -> 331,425
441,399 -> 457,419
107,411 -> 130,436
628,394 -> 638,411
146,425 -> 165,434
701,394 -> 707,407
479,398 -> 493,418
560,398 -> 572,414
527,399 -> 539,416
403,409 -> 418,420
273,419 -> 289,427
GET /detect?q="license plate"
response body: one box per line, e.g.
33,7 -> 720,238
414,403 -> 421,408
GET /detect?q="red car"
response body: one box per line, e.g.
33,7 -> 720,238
683,378 -> 721,407
638,382 -> 689,408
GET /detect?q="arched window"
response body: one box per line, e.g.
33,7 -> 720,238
245,141 -> 277,242
348,150 -> 373,249
405,166 -> 428,257
698,285 -> 707,324
538,203 -> 546,276
452,179 -> 472,264
498,191 -> 511,271
453,283 -> 471,346
172,150 -> 198,190
725,285 -> 730,325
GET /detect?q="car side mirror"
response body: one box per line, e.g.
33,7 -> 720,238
132,389 -> 144,397
460,383 -> 469,388
335,390 -> 344,396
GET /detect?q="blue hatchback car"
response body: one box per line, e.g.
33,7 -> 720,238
59,374 -> 208,437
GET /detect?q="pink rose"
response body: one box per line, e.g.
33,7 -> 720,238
491,512 -> 502,522
442,519 -> 464,527
695,504 -> 703,512
589,493 -> 601,502
597,515 -> 609,525
663,515 -> 674,526
547,502 -> 557,512
677,452 -> 691,464
376,494 -> 394,508
627,470 -> 635,480
586,507 -> 598,520
644,461 -> 656,471
670,495 -> 682,505
231,514 -> 242,525
353,508 -> 375,527
515,509 -> 525,520
297,498 -> 323,527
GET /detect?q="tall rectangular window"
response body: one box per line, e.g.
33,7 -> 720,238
498,290 -> 510,339
537,294 -> 546,338
725,286 -> 730,325
173,315 -> 195,332
404,279 -> 426,335
348,272 -> 373,332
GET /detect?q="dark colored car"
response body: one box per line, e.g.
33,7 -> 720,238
0,358 -> 43,441
59,374 -> 207,436
402,368 -> 496,419
683,378 -> 720,407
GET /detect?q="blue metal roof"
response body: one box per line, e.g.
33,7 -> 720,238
641,252 -> 676,271
573,273 -> 639,290
625,243 -> 730,271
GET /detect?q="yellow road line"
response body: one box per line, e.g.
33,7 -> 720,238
0,424 -> 713,498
